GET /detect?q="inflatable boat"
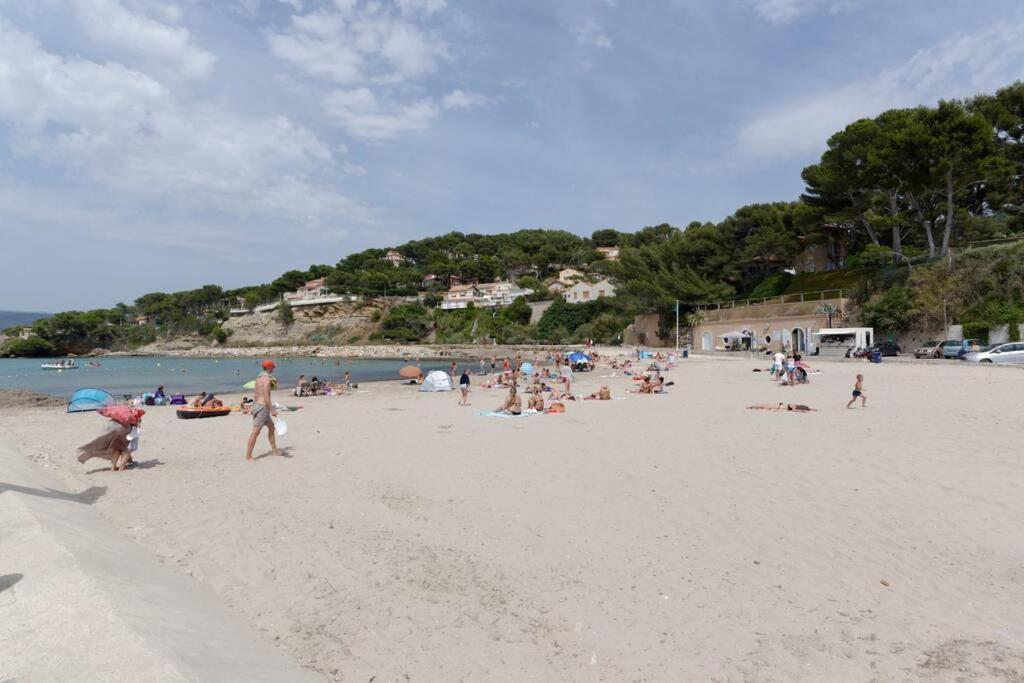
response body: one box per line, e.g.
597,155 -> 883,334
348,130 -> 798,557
176,406 -> 232,420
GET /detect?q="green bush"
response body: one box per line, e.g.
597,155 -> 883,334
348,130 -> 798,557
859,286 -> 915,332
746,272 -> 792,299
1010,323 -> 1021,343
380,304 -> 430,342
277,301 -> 294,327
961,322 -> 990,343
536,298 -> 627,341
3,335 -> 57,357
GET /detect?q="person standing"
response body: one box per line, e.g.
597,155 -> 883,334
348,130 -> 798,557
459,368 -> 471,406
478,358 -> 486,375
246,360 -> 281,461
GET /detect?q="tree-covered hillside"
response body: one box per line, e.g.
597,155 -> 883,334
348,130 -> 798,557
6,82 -> 1023,356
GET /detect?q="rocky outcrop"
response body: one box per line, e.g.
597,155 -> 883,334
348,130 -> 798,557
222,300 -> 386,347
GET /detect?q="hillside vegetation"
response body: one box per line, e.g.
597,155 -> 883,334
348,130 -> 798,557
5,82 -> 1023,356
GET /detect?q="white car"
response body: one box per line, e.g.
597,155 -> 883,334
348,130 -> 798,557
961,342 -> 1024,364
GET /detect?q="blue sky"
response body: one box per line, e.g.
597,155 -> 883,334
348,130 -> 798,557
1,0 -> 1023,311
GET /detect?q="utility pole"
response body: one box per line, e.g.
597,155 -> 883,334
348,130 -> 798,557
675,300 -> 680,352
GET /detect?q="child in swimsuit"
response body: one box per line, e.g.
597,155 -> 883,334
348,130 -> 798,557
846,374 -> 866,408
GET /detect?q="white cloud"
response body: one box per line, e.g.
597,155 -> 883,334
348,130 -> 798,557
0,18 -> 370,236
395,0 -> 446,14
573,17 -> 612,49
73,0 -> 216,80
746,0 -> 860,25
442,89 -> 490,110
324,88 -> 437,139
268,1 -> 449,85
737,21 -> 1024,157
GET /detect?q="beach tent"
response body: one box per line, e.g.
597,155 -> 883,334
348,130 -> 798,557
519,362 -> 534,375
567,352 -> 592,364
419,370 -> 454,392
67,388 -> 114,413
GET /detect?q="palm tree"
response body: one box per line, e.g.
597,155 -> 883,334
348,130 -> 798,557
816,303 -> 839,328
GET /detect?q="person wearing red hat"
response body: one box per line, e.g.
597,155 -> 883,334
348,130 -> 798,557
246,359 -> 281,461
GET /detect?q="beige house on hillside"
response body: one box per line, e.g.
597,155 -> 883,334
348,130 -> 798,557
564,279 -> 616,303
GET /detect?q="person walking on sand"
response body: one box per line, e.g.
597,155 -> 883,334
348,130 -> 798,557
246,360 -> 281,461
846,374 -> 867,409
458,368 -> 471,406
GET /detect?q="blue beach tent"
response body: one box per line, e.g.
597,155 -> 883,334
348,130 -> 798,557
67,388 -> 114,413
567,352 -> 591,364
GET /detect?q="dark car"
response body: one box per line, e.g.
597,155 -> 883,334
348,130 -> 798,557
866,341 -> 901,357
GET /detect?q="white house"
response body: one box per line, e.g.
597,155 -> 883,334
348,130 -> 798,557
596,246 -> 620,261
441,284 -> 481,310
440,281 -> 533,310
382,250 -> 406,267
284,278 -> 327,302
564,279 -> 616,303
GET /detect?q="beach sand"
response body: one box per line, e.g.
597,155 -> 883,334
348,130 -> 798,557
2,355 -> 1023,680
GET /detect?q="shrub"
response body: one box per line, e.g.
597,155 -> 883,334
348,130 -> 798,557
3,335 -> 57,357
277,301 -> 294,327
380,304 -> 430,342
961,322 -> 990,344
747,272 -> 792,299
859,287 -> 915,332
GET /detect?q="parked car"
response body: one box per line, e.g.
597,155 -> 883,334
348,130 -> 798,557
938,339 -> 965,358
914,340 -> 942,358
956,339 -> 987,358
961,342 -> 1024,364
865,341 -> 901,357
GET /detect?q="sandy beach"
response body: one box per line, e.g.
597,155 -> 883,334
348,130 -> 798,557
2,354 -> 1023,681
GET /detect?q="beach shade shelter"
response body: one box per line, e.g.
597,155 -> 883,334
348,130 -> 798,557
419,370 -> 454,392
567,352 -> 592,364
67,388 -> 114,413
519,362 -> 534,375
717,330 -> 751,339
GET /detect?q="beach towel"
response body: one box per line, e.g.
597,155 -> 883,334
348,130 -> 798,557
477,410 -> 539,419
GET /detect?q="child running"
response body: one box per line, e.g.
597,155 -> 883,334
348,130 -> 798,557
846,373 -> 867,408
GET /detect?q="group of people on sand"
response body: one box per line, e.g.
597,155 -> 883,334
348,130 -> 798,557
770,350 -> 809,385
293,372 -> 352,397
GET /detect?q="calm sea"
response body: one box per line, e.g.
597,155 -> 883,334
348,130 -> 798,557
0,356 -> 470,399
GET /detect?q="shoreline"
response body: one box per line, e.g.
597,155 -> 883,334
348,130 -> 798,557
94,342 -> 621,360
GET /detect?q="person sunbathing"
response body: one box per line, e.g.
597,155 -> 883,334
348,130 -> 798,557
496,386 -> 522,415
747,403 -> 816,412
527,390 -> 545,411
586,386 -> 613,400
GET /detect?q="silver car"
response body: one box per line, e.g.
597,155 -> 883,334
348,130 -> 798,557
961,342 -> 1024,364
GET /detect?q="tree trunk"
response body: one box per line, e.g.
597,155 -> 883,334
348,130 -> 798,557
888,190 -> 902,257
941,169 -> 955,256
908,193 -> 936,258
859,215 -> 881,245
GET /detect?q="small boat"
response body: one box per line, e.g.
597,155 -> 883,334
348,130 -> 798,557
41,359 -> 79,370
176,406 -> 233,420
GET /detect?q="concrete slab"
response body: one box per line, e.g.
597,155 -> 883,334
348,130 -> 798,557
0,439 -> 322,682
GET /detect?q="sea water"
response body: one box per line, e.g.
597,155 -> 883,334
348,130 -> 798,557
0,356 -> 467,399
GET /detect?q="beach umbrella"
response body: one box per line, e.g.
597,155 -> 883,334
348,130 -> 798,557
717,330 -> 750,338
399,365 -> 422,379
567,352 -> 591,364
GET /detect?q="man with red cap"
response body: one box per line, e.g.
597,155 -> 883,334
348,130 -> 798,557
246,359 -> 281,461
